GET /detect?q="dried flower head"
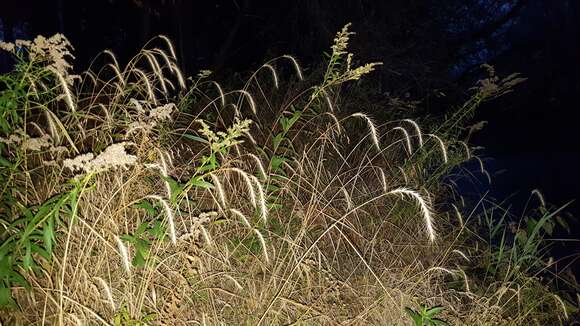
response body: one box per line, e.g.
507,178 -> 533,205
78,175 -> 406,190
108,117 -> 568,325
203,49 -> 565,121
149,103 -> 175,121
196,118 -> 252,153
0,41 -> 15,52
331,23 -> 355,57
2,34 -> 78,85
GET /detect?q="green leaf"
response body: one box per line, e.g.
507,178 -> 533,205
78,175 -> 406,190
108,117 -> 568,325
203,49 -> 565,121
404,307 -> 423,326
135,222 -> 149,236
212,217 -> 228,225
188,176 -> 214,189
148,221 -> 166,240
134,200 -> 156,216
120,235 -> 134,243
287,110 -> 302,130
270,155 -> 288,172
555,215 -> 570,233
30,243 -> 50,260
431,319 -> 449,326
266,183 -> 280,193
425,306 -> 444,317
43,218 -> 54,256
142,313 -> 157,322
0,286 -> 15,307
161,175 -> 184,201
182,133 -> 209,144
132,249 -> 146,268
526,218 -> 537,235
272,133 -> 284,150
0,157 -> 13,168
10,269 -> 29,289
267,202 -> 283,210
23,240 -> 32,270
542,219 -> 554,236
279,117 -> 289,133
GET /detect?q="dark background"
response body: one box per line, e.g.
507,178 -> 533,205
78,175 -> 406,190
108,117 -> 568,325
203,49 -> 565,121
1,0 -> 580,274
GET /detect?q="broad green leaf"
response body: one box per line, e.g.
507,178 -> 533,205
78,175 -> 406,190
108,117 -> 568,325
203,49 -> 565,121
279,117 -> 289,132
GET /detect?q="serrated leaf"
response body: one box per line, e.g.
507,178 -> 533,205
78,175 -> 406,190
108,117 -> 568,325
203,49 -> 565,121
148,220 -> 166,240
135,222 -> 149,236
270,155 -> 288,172
161,175 -> 184,201
134,200 -> 156,216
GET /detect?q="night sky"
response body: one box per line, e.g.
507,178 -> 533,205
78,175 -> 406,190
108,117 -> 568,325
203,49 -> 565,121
2,0 -> 580,270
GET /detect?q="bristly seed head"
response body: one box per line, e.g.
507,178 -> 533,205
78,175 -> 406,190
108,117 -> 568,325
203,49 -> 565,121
388,187 -> 436,242
351,112 -> 380,151
403,119 -> 423,147
114,236 -> 131,274
392,127 -> 412,154
282,54 -> 304,80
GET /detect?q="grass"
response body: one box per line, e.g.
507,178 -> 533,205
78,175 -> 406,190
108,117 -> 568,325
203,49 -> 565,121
0,26 -> 577,325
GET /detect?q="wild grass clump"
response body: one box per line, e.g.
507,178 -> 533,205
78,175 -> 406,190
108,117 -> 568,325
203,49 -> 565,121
0,25 -> 575,325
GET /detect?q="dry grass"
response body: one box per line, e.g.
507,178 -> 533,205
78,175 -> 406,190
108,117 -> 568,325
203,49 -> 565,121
0,28 -> 571,326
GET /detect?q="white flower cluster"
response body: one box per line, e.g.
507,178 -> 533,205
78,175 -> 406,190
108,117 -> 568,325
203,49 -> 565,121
179,211 -> 216,245
126,100 -> 175,136
0,128 -> 53,151
0,34 -> 78,85
63,142 -> 137,175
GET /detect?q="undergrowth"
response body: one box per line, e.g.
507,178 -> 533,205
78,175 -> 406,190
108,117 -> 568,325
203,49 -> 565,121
0,26 -> 577,325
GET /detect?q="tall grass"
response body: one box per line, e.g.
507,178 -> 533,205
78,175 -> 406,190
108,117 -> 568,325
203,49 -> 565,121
0,27 -> 575,325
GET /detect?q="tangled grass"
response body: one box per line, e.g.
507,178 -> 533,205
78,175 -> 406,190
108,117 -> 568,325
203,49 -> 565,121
0,25 -> 575,325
